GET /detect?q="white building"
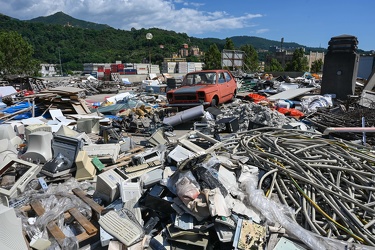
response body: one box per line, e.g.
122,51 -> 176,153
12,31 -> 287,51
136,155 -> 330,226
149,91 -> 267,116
40,64 -> 57,77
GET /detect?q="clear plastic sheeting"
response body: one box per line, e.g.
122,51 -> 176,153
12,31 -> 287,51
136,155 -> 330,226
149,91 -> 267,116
240,165 -> 332,250
14,178 -> 92,249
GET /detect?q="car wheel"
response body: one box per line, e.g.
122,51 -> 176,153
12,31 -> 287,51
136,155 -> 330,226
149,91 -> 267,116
231,90 -> 237,101
210,97 -> 218,107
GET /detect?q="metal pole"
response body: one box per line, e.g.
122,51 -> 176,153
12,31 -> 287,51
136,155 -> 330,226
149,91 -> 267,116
59,48 -> 63,76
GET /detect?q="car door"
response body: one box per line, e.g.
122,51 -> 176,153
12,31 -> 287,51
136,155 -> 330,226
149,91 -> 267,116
219,71 -> 232,100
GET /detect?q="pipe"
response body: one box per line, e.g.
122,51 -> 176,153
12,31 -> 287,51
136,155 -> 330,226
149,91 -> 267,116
162,105 -> 204,126
323,127 -> 375,135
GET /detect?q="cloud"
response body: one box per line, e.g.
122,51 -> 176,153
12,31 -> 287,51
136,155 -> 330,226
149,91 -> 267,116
255,29 -> 269,34
0,0 -> 263,36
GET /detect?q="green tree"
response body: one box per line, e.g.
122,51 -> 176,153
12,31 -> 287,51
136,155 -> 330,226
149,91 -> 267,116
224,38 -> 235,50
240,44 -> 258,72
285,48 -> 309,72
311,58 -> 323,73
0,31 -> 40,76
204,44 -> 221,69
265,58 -> 284,72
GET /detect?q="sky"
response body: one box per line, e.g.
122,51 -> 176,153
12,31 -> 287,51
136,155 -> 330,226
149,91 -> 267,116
0,0 -> 374,51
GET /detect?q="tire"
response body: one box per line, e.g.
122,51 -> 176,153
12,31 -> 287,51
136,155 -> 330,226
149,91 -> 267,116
231,90 -> 237,102
210,97 -> 218,107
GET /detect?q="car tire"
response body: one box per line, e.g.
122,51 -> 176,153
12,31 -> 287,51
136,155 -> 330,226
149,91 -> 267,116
231,90 -> 237,101
210,97 -> 218,107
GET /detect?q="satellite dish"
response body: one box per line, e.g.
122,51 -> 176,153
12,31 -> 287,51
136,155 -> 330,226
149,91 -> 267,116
146,33 -> 153,40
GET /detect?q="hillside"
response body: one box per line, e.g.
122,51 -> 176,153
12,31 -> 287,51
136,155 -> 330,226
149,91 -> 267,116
28,11 -> 110,30
0,12 -> 323,72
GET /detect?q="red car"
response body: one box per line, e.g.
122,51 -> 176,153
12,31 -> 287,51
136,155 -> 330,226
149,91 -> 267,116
166,69 -> 237,108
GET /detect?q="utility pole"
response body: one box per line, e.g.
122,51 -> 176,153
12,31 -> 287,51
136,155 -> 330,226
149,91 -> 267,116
146,33 -> 153,71
58,48 -> 63,76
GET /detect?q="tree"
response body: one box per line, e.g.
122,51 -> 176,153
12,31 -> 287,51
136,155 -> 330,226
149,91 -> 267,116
204,44 -> 221,69
0,31 -> 40,76
240,44 -> 258,72
265,58 -> 284,72
311,58 -> 323,73
284,48 -> 309,72
224,38 -> 235,50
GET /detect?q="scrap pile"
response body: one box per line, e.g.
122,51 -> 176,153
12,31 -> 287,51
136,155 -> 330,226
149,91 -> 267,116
3,75 -> 130,98
304,104 -> 375,145
231,128 -> 375,247
35,86 -> 91,115
2,82 -> 375,249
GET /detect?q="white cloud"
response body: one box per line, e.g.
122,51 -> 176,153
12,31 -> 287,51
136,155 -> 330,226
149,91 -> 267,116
255,29 -> 269,34
0,0 -> 264,36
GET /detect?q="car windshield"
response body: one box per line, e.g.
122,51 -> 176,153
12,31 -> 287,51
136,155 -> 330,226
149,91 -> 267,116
182,72 -> 217,85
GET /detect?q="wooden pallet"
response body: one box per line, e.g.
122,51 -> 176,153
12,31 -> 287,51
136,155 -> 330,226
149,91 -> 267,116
21,198 -> 99,247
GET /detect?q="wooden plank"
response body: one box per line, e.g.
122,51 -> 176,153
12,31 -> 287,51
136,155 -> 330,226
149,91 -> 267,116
68,208 -> 97,236
79,99 -> 92,114
46,222 -> 66,246
30,200 -> 46,216
27,198 -> 98,246
30,200 -> 66,247
72,188 -> 104,215
75,232 -> 91,243
71,103 -> 88,114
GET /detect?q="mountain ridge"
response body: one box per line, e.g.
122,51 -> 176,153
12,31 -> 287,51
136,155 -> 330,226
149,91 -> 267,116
28,11 -> 111,30
24,11 -> 312,50
0,11 -> 328,72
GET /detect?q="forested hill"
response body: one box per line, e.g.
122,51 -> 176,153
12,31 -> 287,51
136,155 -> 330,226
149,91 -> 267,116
28,11 -> 111,30
0,12 -> 313,71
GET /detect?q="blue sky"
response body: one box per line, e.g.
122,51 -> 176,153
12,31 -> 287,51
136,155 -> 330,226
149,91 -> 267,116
0,0 -> 373,51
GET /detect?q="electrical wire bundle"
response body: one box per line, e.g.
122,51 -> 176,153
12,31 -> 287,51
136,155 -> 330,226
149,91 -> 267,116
223,127 -> 375,246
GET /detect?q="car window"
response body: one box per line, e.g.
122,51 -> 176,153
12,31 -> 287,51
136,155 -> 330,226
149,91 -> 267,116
224,72 -> 232,82
183,72 -> 216,85
218,73 -> 226,83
